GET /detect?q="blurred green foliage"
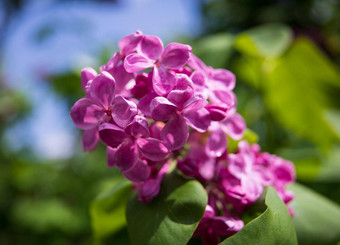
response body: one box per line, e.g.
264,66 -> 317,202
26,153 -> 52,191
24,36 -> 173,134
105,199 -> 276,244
1,0 -> 340,244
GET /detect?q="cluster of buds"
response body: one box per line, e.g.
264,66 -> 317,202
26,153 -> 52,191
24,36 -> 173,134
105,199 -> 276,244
70,31 -> 295,244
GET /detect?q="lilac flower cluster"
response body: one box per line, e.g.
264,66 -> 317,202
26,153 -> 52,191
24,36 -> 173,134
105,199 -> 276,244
70,31 -> 295,244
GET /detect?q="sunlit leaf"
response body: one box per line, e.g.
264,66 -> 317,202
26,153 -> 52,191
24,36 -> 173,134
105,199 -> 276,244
263,38 -> 340,149
288,183 -> 340,245
234,23 -> 292,57
220,187 -> 297,245
126,171 -> 208,245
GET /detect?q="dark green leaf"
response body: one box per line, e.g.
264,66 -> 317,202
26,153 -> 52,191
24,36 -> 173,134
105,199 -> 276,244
126,171 -> 208,245
220,187 -> 298,245
288,183 -> 340,245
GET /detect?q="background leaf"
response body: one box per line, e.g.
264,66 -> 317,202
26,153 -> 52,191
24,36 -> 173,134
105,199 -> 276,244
234,23 -> 292,58
220,187 -> 298,245
90,178 -> 132,243
288,183 -> 340,245
126,171 -> 208,245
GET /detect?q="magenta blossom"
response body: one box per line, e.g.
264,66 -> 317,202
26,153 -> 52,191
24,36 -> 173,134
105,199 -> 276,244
124,34 -> 192,96
150,74 -> 211,150
100,115 -> 169,182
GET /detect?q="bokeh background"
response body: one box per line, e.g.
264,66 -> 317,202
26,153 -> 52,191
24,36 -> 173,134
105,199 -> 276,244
0,0 -> 340,244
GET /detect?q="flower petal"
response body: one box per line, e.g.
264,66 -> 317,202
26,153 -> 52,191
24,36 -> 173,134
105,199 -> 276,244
221,113 -> 246,140
188,54 -> 207,71
150,96 -> 177,121
90,72 -> 116,108
113,138 -> 139,172
182,94 -> 208,112
161,115 -> 188,151
101,52 -> 133,94
160,42 -> 192,69
125,115 -> 150,138
211,68 -> 235,91
183,108 -> 211,132
139,35 -> 163,60
206,129 -> 227,158
136,138 -> 169,161
107,146 -> 117,168
124,53 -> 154,73
82,128 -> 99,151
210,90 -> 236,108
123,159 -> 151,182
206,104 -> 228,121
152,66 -> 176,96
70,98 -> 104,130
138,92 -> 157,117
167,74 -> 194,109
81,67 -> 97,94
118,30 -> 143,55
111,96 -> 138,128
98,123 -> 127,148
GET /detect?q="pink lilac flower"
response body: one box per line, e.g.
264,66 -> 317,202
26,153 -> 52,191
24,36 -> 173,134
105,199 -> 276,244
124,34 -> 192,96
100,115 -> 169,182
150,74 -> 211,150
70,31 -> 296,244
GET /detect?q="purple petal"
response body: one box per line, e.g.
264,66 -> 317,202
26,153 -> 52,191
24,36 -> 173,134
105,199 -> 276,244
98,123 -> 127,148
188,54 -> 207,71
152,66 -> 176,96
118,30 -> 143,55
107,147 -> 117,168
160,42 -> 192,69
182,94 -> 208,112
210,90 -> 236,108
190,70 -> 206,87
125,115 -> 150,138
81,67 -> 97,94
100,52 -> 120,73
206,104 -> 228,121
111,96 -> 138,128
167,74 -> 194,109
114,139 -> 139,171
150,96 -> 177,121
161,115 -> 189,151
139,35 -> 163,60
138,162 -> 169,203
124,53 -> 154,73
123,159 -> 151,182
70,98 -> 104,130
82,128 -> 99,151
138,179 -> 160,203
183,108 -> 211,132
211,68 -> 235,91
136,138 -> 169,161
138,92 -> 157,117
206,129 -> 227,158
90,72 -> 116,108
221,113 -> 246,140
101,53 -> 133,94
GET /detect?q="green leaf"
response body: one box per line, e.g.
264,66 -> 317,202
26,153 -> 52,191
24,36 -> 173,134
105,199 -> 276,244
220,187 -> 298,245
90,179 -> 132,242
126,171 -> 208,245
235,23 -> 292,57
288,183 -> 340,245
263,38 -> 340,150
192,33 -> 235,68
